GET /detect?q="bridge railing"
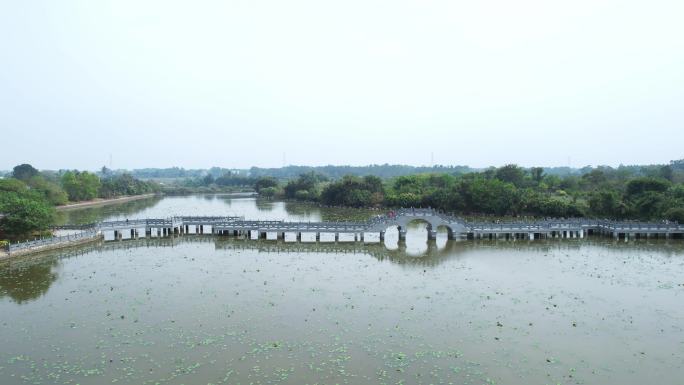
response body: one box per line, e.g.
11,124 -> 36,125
98,219 -> 156,229
52,212 -> 684,238
595,221 -> 683,231
8,230 -> 99,254
53,223 -> 98,230
178,216 -> 243,224
214,220 -> 367,231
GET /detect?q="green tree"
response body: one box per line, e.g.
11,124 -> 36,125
664,207 -> 684,223
456,177 -> 520,215
320,175 -> 385,207
255,177 -> 278,193
495,164 -> 526,187
12,164 -> 39,181
27,176 -> 69,205
61,171 -> 101,201
582,169 -> 607,187
284,172 -> 325,200
530,167 -> 545,184
629,191 -> 668,220
259,186 -> 278,199
294,190 -> 310,200
0,179 -> 55,238
658,165 -> 674,181
588,189 -> 622,217
0,196 -> 54,238
202,174 -> 215,186
99,173 -> 157,198
625,177 -> 670,197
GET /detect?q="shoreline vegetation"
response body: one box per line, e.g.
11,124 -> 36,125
3,160 -> 684,243
1,164 -> 160,242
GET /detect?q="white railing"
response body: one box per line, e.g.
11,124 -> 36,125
8,230 -> 98,254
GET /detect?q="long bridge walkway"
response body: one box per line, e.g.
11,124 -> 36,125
68,208 -> 684,243
7,208 -> 684,256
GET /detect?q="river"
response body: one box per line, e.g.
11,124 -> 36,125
2,195 -> 683,384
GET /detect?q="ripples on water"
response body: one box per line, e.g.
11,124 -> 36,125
2,196 -> 683,385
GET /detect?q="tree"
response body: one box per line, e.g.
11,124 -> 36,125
665,207 -> 684,223
582,169 -> 607,186
524,194 -> 584,217
589,190 -> 622,218
294,190 -> 310,200
530,167 -> 545,184
625,177 -> 670,197
27,176 -> 69,205
284,172 -> 325,200
0,196 -> 54,238
495,164 -> 526,187
99,173 -> 156,198
100,166 -> 113,177
61,171 -> 101,201
658,165 -> 674,181
255,177 -> 278,193
259,186 -> 278,199
320,175 -> 385,207
456,177 -> 520,215
12,164 -> 39,181
202,174 -> 215,186
0,179 -> 55,238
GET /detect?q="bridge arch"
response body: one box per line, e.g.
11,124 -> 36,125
368,209 -> 467,240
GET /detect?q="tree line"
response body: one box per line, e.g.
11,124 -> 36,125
4,161 -> 684,242
0,164 -> 159,240
259,164 -> 684,223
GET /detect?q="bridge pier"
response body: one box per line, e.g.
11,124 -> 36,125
320,232 -> 335,243
284,232 -> 297,242
427,230 -> 437,240
363,232 -> 381,243
398,230 -> 407,241
338,232 -> 355,242
301,232 -> 316,243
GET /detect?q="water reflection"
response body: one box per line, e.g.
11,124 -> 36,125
54,196 -> 163,225
0,257 -> 59,304
255,198 -> 276,211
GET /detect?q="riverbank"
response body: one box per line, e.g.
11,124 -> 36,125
56,193 -> 158,211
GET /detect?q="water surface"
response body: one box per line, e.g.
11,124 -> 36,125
3,196 -> 683,385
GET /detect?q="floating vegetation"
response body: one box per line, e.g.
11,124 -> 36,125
2,197 -> 684,385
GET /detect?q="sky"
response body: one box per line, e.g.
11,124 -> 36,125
1,0 -> 683,171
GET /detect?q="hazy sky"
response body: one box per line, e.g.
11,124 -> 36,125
1,0 -> 683,171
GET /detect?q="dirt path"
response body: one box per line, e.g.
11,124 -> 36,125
56,194 -> 157,211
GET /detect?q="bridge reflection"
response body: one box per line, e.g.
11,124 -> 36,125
4,235 -> 683,306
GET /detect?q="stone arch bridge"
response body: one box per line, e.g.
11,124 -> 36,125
365,208 -> 467,240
